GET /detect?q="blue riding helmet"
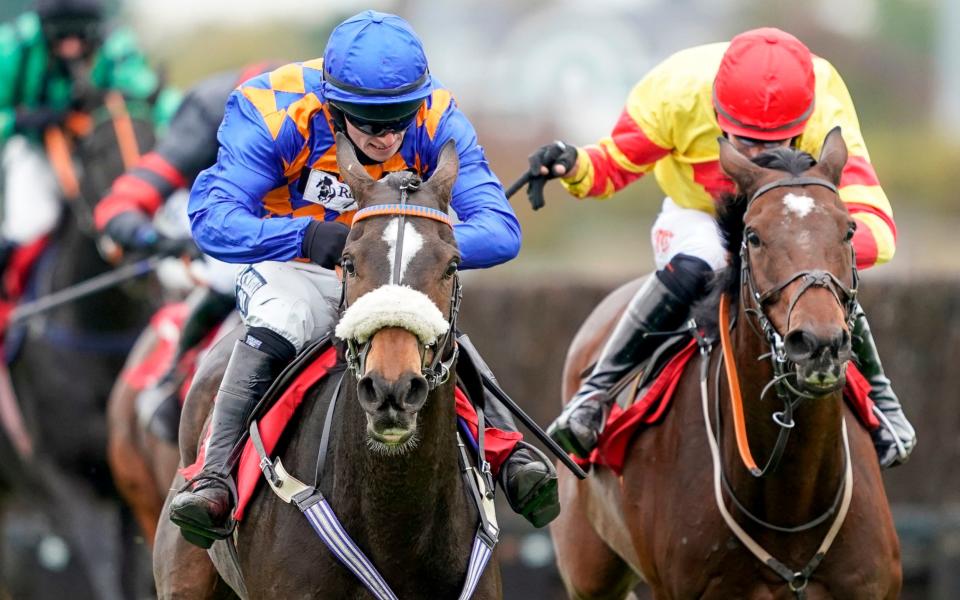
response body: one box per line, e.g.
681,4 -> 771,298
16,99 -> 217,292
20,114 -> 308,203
322,10 -> 434,120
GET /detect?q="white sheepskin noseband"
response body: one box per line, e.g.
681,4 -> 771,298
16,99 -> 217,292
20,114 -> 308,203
335,284 -> 449,345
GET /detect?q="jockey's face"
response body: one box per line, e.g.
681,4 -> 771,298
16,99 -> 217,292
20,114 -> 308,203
43,17 -> 100,62
725,132 -> 794,159
344,119 -> 406,163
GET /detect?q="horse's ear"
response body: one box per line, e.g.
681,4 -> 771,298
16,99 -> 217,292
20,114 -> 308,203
717,136 -> 766,195
335,132 -> 375,202
816,126 -> 848,186
424,139 -> 459,210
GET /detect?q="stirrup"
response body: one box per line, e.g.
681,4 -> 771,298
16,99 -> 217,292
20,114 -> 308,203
547,392 -> 608,459
170,471 -> 239,548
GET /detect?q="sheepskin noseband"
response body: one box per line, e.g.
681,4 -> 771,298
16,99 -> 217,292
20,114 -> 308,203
335,284 -> 449,345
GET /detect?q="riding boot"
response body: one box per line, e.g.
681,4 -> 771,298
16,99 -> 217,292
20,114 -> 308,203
548,275 -> 692,458
457,334 -> 560,528
852,304 -> 916,468
138,289 -> 236,444
169,339 -> 285,547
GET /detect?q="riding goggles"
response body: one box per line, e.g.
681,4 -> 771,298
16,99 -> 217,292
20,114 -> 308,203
331,100 -> 423,136
729,134 -> 794,150
42,17 -> 102,42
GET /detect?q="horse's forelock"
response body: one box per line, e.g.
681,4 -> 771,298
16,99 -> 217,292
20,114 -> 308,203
695,147 -> 819,334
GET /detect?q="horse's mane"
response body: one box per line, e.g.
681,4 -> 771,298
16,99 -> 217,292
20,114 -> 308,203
692,147 -> 818,334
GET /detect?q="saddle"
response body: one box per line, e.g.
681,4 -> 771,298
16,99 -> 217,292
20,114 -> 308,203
610,333 -> 692,412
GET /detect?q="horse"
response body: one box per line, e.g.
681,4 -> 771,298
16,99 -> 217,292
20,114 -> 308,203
550,129 -> 901,599
0,95 -> 161,599
154,133 -> 503,599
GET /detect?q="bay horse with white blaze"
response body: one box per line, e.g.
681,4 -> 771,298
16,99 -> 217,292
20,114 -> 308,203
154,134 -> 502,598
551,129 -> 900,599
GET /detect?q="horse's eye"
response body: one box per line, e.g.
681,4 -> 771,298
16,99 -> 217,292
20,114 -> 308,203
443,260 -> 459,279
342,257 -> 357,277
844,222 -> 857,242
745,230 -> 762,247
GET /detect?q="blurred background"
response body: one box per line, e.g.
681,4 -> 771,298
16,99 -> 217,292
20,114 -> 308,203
1,0 -> 958,598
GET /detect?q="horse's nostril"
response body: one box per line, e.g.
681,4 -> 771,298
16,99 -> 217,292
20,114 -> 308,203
404,375 -> 428,410
837,328 -> 851,355
784,330 -> 817,361
358,375 -> 379,410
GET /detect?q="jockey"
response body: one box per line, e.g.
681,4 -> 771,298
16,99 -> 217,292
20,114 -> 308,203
170,10 -> 560,544
94,63 -> 279,442
0,0 -> 179,275
535,28 -> 915,469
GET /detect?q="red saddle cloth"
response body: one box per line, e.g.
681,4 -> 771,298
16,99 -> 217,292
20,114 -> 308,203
574,339 -> 880,475
121,302 -> 222,405
122,302 -> 190,391
181,346 -> 522,521
0,236 -> 51,338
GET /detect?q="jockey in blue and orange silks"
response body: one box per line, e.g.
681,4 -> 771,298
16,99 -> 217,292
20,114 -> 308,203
169,11 -> 560,546
530,28 -> 915,469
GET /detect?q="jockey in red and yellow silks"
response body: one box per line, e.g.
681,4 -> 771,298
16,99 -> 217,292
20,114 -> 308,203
561,41 -> 894,269
535,28 -> 914,469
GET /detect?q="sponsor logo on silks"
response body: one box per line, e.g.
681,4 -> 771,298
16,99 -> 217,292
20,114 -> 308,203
236,266 -> 267,317
300,168 -> 357,213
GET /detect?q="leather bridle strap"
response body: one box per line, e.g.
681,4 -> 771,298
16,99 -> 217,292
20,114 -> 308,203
719,293 -> 761,475
748,176 -> 838,208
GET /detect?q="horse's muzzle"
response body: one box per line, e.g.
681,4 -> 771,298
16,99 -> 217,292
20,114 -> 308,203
785,326 -> 851,395
358,370 -> 428,446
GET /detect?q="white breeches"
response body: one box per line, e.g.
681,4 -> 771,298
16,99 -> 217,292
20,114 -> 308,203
236,260 -> 341,352
1,136 -> 61,244
650,197 -> 728,271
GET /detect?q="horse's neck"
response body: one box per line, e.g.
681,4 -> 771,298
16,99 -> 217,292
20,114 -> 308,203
722,306 -> 846,522
332,379 -> 472,555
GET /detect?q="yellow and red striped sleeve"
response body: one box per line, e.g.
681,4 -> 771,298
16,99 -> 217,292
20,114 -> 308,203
804,59 -> 896,270
562,77 -> 672,199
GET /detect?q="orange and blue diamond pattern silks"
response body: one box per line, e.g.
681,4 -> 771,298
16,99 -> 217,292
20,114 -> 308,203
188,61 -> 520,269
561,42 -> 895,269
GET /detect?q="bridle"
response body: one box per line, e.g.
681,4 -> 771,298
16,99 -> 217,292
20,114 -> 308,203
340,174 -> 462,390
729,174 -> 860,476
700,173 -> 860,597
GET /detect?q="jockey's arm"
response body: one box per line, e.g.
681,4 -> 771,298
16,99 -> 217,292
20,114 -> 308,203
434,105 -> 521,269
188,92 -> 311,264
560,69 -> 672,200
95,82 -> 223,231
805,60 -> 896,270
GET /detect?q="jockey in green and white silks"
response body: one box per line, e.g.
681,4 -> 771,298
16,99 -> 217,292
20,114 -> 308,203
0,0 -> 179,263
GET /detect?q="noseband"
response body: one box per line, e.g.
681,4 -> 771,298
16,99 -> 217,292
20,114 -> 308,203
341,175 -> 462,390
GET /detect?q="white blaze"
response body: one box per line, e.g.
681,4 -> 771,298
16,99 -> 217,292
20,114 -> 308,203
382,217 -> 424,284
783,193 -> 816,218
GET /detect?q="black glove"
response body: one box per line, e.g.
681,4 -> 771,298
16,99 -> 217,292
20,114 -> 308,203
13,107 -> 67,133
525,141 -> 578,210
104,211 -> 162,251
302,221 -> 350,269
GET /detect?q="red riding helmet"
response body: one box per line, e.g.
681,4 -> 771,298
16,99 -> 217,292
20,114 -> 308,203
713,28 -> 815,141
